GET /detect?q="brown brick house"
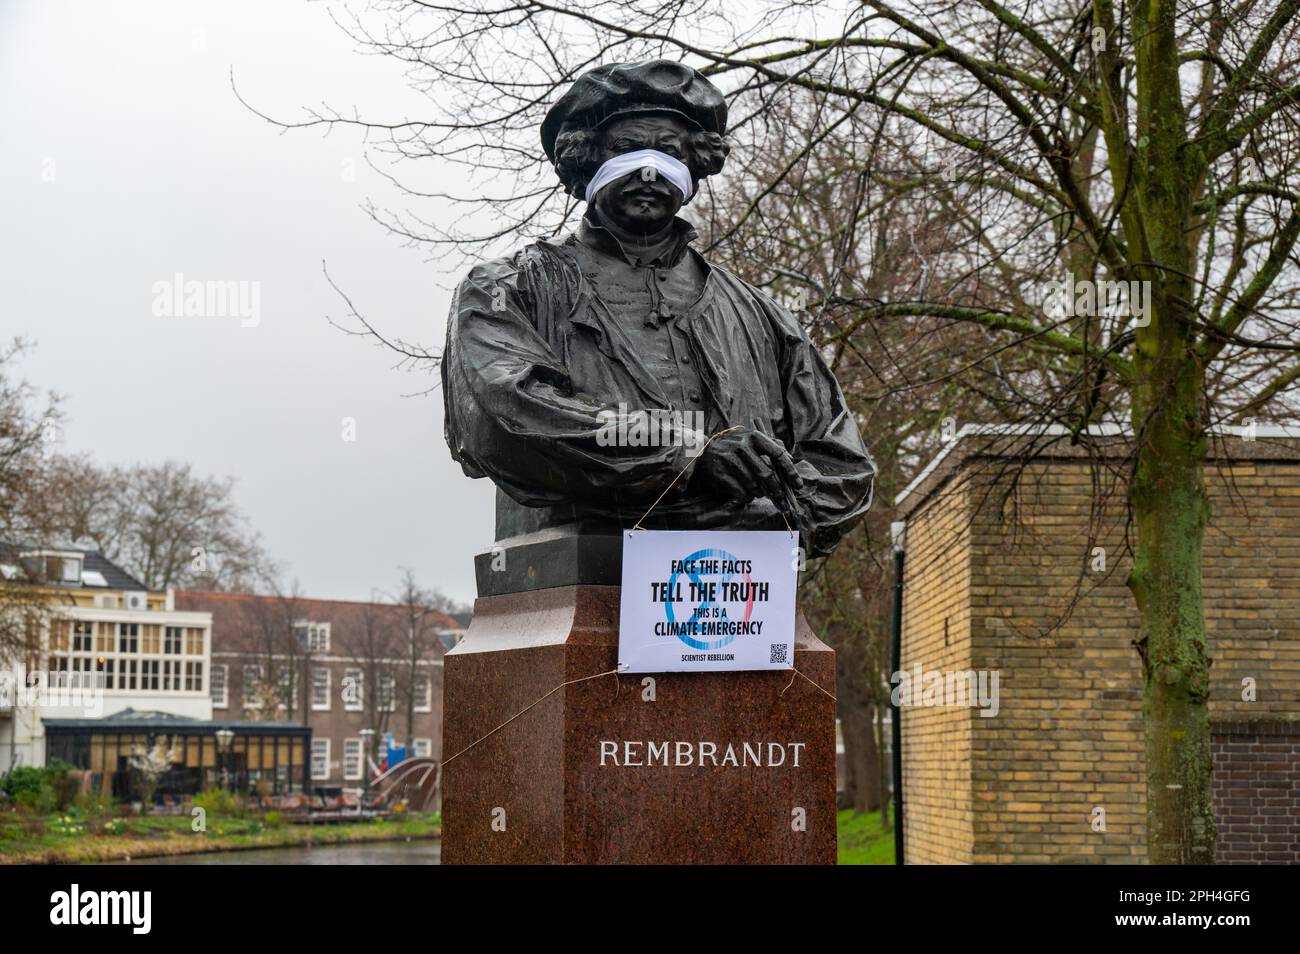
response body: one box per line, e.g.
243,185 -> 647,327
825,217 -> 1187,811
176,591 -> 463,790
895,425 -> 1300,864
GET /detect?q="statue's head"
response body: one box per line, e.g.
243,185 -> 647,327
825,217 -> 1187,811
542,60 -> 730,232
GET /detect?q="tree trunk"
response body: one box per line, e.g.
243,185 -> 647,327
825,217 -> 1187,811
874,700 -> 890,830
1127,0 -> 1216,864
837,672 -> 879,814
1128,343 -> 1215,863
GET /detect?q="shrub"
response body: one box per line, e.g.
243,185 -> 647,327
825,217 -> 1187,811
193,788 -> 244,818
0,763 -> 74,814
74,791 -> 114,817
1,766 -> 47,800
47,762 -> 81,811
16,786 -> 57,814
263,811 -> 283,829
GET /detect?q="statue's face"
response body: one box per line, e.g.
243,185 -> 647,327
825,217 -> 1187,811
593,114 -> 691,233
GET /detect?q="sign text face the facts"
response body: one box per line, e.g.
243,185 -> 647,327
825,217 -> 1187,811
619,530 -> 799,673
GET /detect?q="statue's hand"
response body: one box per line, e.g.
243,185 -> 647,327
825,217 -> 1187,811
690,429 -> 804,506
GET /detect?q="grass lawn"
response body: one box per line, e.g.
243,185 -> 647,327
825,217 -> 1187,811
0,810 -> 440,865
837,809 -> 895,865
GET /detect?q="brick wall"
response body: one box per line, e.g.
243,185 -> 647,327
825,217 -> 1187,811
178,591 -> 460,789
899,437 -> 1300,864
1213,720 -> 1300,863
898,481 -> 974,864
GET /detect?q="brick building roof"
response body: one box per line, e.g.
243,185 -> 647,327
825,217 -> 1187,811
175,590 -> 463,656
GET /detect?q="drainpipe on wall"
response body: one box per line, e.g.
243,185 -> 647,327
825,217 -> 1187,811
890,520 -> 906,866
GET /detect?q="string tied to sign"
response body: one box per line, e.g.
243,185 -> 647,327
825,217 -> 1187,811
439,661 -> 835,773
440,426 -> 818,773
440,667 -> 623,769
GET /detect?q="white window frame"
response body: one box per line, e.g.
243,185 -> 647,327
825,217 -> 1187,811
413,738 -> 432,758
343,668 -> 363,712
414,672 -> 432,713
311,738 -> 331,781
72,620 -> 94,653
343,738 -> 363,781
276,667 -> 298,711
377,673 -> 396,713
310,622 -> 330,653
243,663 -> 263,709
311,667 -> 331,711
211,663 -> 228,708
295,620 -> 331,654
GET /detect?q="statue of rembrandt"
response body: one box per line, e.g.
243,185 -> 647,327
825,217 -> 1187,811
442,60 -> 873,558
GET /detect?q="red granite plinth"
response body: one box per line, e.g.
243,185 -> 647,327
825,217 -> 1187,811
440,584 -> 837,864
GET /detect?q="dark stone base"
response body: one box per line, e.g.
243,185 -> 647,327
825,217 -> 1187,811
441,584 -> 837,864
473,527 -> 622,597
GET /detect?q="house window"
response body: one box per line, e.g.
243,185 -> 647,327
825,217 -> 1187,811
118,623 -> 139,653
311,739 -> 330,781
210,664 -> 228,708
343,668 -> 363,712
72,621 -> 93,653
186,628 -> 204,654
141,659 -> 159,690
295,621 -> 331,653
243,664 -> 263,708
164,627 -> 182,654
413,738 -> 432,758
277,668 -> 297,710
56,556 -> 81,583
414,673 -> 432,712
312,668 -> 331,711
343,738 -> 363,780
377,673 -> 396,712
309,623 -> 330,653
184,661 -> 203,692
119,659 -> 137,691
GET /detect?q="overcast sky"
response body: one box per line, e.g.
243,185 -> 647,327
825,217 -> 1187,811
1,0 -> 495,604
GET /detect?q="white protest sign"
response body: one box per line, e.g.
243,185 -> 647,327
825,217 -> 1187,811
617,529 -> 799,673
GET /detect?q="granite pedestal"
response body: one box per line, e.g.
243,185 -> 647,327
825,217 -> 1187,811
440,528 -> 837,864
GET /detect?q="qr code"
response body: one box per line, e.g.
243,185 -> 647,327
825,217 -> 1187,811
769,642 -> 789,665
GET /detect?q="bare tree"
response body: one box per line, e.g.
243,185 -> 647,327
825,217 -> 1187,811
0,339 -> 61,662
28,457 -> 270,592
234,581 -> 306,719
386,569 -> 449,755
336,600 -> 403,775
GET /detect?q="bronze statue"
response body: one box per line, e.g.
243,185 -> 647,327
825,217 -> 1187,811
442,60 -> 873,558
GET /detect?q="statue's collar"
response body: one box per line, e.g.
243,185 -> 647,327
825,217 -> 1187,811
576,211 -> 698,269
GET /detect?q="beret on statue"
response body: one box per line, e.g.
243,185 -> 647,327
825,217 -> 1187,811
541,59 -> 728,163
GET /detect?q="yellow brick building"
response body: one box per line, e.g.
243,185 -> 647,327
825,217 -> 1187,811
895,426 -> 1300,864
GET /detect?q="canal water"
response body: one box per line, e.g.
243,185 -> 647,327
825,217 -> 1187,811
110,838 -> 441,864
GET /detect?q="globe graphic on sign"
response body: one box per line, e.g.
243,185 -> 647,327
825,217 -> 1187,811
663,548 -> 755,650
